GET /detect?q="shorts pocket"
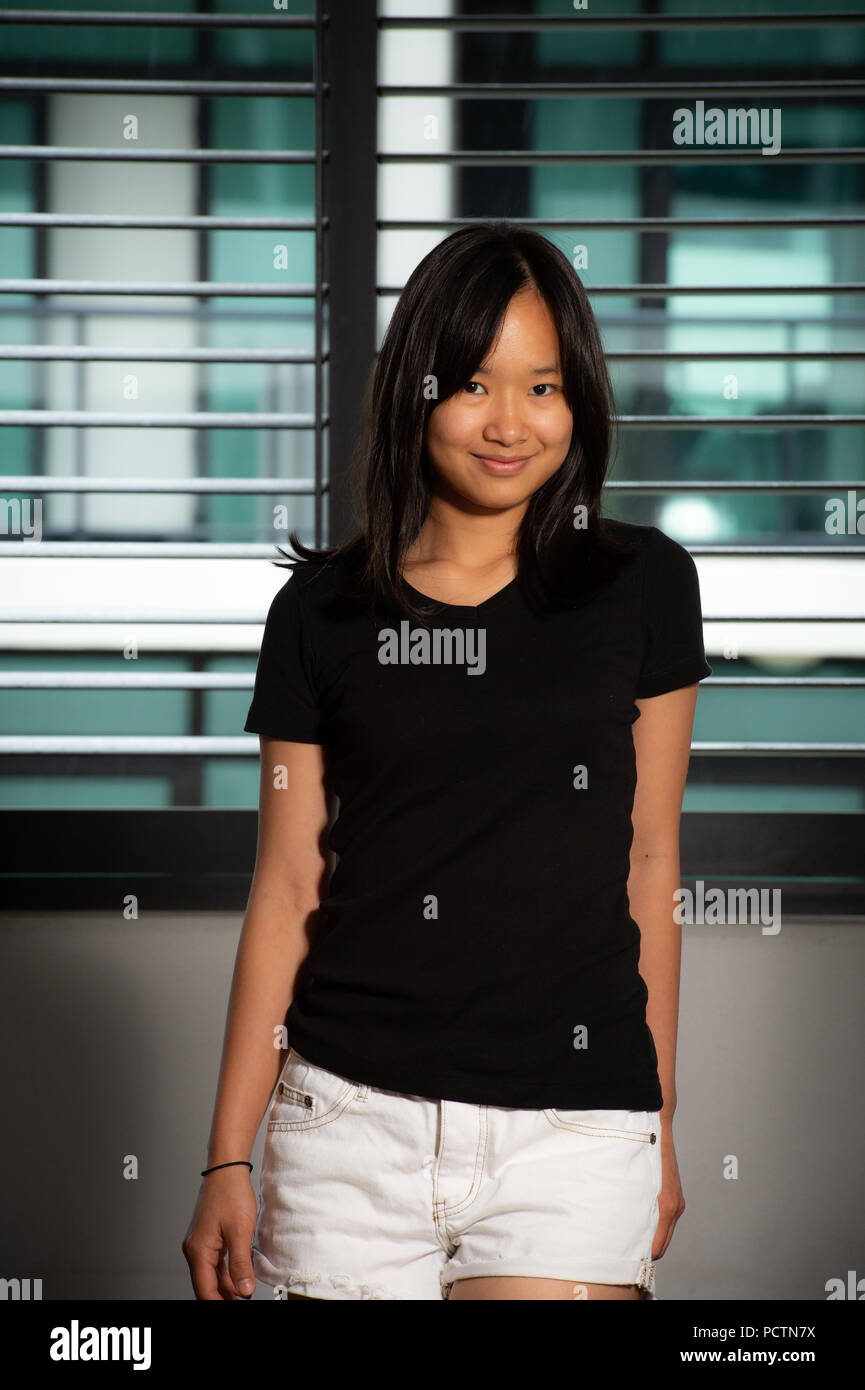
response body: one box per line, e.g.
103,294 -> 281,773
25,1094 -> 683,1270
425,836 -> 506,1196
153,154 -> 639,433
542,1108 -> 658,1144
267,1048 -> 362,1132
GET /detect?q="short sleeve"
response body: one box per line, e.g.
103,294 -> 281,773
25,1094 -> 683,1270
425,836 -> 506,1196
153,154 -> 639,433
634,527 -> 712,699
244,573 -> 323,742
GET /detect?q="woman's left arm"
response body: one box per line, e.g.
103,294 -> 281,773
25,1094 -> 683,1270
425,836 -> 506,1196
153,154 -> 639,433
628,681 -> 700,1260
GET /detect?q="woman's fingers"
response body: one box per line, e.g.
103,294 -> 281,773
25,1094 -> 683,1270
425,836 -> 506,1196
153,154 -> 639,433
183,1229 -> 228,1301
226,1226 -> 257,1299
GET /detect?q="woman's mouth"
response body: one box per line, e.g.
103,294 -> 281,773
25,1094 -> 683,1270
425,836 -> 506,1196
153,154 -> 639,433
472,454 -> 534,475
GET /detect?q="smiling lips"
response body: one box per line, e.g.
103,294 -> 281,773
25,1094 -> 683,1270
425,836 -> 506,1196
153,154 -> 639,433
473,454 -> 534,474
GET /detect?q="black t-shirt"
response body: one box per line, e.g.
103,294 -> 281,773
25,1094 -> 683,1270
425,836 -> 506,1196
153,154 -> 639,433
244,521 -> 712,1110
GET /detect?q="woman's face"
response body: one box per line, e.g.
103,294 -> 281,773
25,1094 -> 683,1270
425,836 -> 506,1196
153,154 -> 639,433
423,288 -> 574,514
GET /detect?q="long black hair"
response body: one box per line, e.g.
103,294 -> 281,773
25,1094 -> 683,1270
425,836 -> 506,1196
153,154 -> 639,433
276,220 -> 638,624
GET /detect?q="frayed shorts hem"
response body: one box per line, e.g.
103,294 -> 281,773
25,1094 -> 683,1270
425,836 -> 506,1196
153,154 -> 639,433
252,1248 -> 657,1301
442,1255 -> 656,1299
252,1249 -> 416,1300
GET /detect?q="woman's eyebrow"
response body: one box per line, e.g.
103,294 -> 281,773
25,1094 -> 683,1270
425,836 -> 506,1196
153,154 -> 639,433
472,363 -> 561,375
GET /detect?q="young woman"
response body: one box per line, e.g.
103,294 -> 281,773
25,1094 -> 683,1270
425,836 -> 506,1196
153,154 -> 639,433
183,222 -> 711,1302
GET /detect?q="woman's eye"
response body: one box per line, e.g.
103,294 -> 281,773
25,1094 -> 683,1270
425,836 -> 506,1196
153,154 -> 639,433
463,381 -> 558,396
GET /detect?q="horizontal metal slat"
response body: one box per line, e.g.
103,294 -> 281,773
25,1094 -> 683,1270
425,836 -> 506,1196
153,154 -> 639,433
0,8 -> 318,27
0,543 -> 306,558
380,215 -> 865,229
0,411 -> 325,428
616,415 -> 865,426
685,546 -> 865,555
0,78 -> 322,95
0,213 -> 325,229
699,678 -> 865,687
0,302 -> 317,322
0,611 -> 295,623
670,616 -> 865,621
0,673 -> 255,689
2,347 -> 859,363
379,13 -> 865,32
0,279 -> 322,297
0,674 -> 862,690
0,542 -> 857,559
378,148 -> 865,166
0,476 -> 317,494
379,81 -> 865,99
0,478 -> 862,495
0,146 -> 323,164
4,148 -> 861,169
0,736 -> 256,754
605,350 -> 865,361
8,302 -> 852,325
694,743 -> 865,755
603,481 -> 865,491
1,408 -> 862,425
3,9 -> 856,33
5,9 -> 852,32
379,285 -> 865,297
0,737 -> 862,756
0,611 -> 859,625
0,347 -> 322,362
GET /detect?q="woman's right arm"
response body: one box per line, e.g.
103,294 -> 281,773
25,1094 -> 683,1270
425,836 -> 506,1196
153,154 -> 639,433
182,735 -> 330,1300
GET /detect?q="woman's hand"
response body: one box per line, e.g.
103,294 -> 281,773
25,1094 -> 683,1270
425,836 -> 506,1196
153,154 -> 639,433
651,1123 -> 686,1262
182,1167 -> 260,1300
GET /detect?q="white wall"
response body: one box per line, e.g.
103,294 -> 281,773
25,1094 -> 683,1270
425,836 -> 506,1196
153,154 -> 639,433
1,909 -> 863,1300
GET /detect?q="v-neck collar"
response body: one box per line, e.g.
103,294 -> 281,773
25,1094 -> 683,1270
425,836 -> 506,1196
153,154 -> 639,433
400,574 -> 519,613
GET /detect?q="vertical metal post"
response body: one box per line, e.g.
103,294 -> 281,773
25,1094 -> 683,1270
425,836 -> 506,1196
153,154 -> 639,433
188,0 -> 212,811
194,0 -> 212,549
313,0 -> 325,549
323,0 -> 378,546
33,92 -> 48,495
634,0 -> 671,527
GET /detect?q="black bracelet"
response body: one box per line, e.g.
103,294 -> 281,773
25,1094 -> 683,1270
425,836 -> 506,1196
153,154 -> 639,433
201,1160 -> 254,1177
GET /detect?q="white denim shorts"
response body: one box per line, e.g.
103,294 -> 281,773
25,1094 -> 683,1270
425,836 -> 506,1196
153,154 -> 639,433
252,1047 -> 663,1301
